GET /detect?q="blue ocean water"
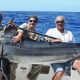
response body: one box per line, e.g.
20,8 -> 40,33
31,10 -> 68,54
1,11 -> 80,43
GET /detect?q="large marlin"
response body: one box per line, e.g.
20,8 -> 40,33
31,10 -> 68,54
0,26 -> 80,80
0,26 -> 80,64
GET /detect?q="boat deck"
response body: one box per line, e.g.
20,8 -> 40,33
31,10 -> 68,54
6,63 -> 80,80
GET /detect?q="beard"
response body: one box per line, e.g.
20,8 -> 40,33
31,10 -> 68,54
57,26 -> 64,33
28,24 -> 35,30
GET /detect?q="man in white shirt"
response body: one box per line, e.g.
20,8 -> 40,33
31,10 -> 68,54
46,16 -> 75,43
46,16 -> 79,80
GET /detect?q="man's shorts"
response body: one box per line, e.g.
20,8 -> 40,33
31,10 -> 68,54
51,61 -> 72,74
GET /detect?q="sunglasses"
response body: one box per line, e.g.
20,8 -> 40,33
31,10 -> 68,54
56,21 -> 64,23
29,20 -> 37,23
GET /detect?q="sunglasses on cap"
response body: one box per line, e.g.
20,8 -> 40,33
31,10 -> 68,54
29,20 -> 37,23
56,21 -> 64,23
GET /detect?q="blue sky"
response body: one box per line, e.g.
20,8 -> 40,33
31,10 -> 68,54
0,0 -> 80,12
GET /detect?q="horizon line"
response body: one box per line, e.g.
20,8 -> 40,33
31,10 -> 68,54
0,10 -> 80,13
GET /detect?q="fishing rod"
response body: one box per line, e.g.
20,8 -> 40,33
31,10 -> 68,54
19,28 -> 58,39
3,17 -> 18,33
8,17 -> 15,24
